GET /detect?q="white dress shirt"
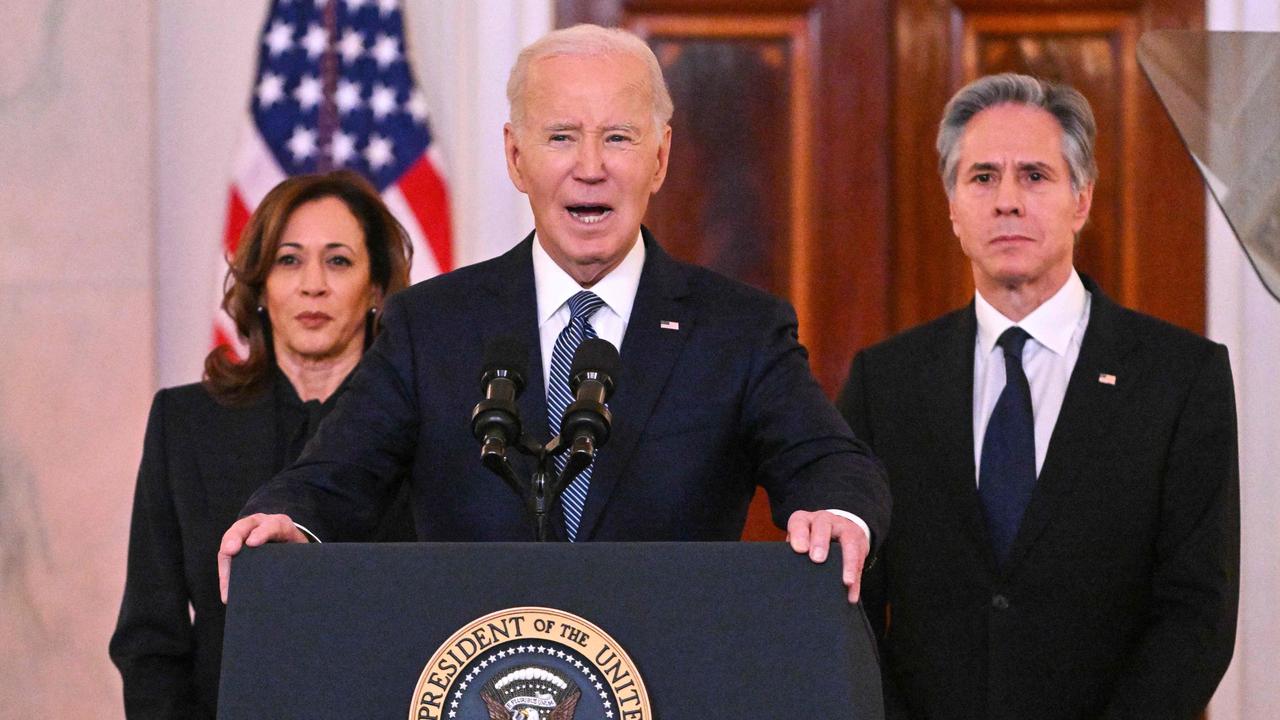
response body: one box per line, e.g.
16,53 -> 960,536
973,269 -> 1091,485
532,232 -> 645,384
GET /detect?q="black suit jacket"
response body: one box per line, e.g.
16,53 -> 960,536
244,231 -> 889,546
838,278 -> 1238,720
110,382 -> 414,719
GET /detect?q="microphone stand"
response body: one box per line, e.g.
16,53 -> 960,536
480,433 -> 592,542
474,339 -> 615,542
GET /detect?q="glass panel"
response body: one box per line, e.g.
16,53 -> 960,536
1138,30 -> 1280,301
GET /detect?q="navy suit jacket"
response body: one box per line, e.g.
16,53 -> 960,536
838,277 -> 1238,720
245,231 -> 889,546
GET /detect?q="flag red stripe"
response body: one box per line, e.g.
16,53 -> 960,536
212,325 -> 236,353
223,187 -> 251,256
398,156 -> 453,271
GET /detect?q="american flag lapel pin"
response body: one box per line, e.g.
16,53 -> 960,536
1098,373 -> 1117,386
660,320 -> 680,331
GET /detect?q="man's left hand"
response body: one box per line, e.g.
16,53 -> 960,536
787,510 -> 870,604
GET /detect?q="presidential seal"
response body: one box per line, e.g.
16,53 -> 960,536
410,607 -> 651,720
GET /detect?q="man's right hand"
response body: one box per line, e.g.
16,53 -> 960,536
218,513 -> 308,604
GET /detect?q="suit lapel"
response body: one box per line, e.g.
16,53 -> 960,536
1004,283 -> 1136,571
576,232 -> 692,540
925,306 -> 992,561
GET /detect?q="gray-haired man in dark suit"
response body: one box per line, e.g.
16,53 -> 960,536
839,73 -> 1238,720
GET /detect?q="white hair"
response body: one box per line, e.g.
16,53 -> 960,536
506,23 -> 674,130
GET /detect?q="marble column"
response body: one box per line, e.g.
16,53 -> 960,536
0,0 -> 154,715
1205,2 -> 1280,718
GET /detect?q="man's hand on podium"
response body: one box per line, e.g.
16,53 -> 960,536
786,510 -> 870,605
218,513 -> 308,604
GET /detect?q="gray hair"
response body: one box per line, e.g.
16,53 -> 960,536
936,73 -> 1098,197
506,24 -> 675,131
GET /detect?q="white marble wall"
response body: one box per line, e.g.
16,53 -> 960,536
0,0 -> 154,715
1205,3 -> 1280,718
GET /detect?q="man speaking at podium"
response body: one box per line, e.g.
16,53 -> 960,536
218,24 -> 889,605
839,74 -> 1238,719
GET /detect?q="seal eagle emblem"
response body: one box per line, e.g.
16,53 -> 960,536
410,607 -> 650,720
479,665 -> 581,720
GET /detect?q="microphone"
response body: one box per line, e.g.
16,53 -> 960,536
470,336 -> 528,460
559,338 -> 619,466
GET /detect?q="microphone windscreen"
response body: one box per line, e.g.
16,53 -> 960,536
570,338 -> 620,380
482,335 -> 529,383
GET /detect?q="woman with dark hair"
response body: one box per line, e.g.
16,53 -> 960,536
109,171 -> 417,719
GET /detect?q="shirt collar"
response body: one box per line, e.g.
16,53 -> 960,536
532,231 -> 645,327
975,269 -> 1087,356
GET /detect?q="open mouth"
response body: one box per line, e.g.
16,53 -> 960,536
566,204 -> 613,225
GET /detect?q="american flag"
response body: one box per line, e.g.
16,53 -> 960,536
215,0 -> 452,352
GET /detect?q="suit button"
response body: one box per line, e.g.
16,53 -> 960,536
991,594 -> 1010,610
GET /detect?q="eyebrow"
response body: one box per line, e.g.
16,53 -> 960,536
276,241 -> 355,252
542,122 -> 642,134
1016,161 -> 1054,174
967,162 -> 1002,174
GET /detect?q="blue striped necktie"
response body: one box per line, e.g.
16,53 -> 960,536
548,290 -> 606,541
978,326 -> 1036,566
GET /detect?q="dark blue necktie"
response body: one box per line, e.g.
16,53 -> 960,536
547,291 -> 605,541
979,327 -> 1036,566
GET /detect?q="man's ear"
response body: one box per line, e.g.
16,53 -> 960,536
649,123 -> 673,194
1072,181 -> 1094,233
504,123 -> 528,194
